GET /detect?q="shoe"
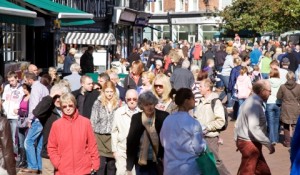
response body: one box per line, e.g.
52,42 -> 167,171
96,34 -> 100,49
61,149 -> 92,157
20,168 -> 38,173
17,148 -> 27,168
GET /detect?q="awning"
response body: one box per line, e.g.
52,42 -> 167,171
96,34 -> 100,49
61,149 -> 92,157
0,0 -> 37,25
24,0 -> 94,26
65,32 -> 117,46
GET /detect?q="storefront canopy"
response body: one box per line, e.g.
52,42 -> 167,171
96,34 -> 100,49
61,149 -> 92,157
24,0 -> 94,26
0,0 -> 37,25
65,32 -> 117,46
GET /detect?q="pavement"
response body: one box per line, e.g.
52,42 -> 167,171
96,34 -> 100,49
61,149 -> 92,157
219,110 -> 291,175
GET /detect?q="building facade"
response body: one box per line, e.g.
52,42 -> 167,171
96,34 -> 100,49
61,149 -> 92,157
143,0 -> 231,43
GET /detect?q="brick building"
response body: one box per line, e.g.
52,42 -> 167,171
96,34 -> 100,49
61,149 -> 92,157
143,0 -> 232,42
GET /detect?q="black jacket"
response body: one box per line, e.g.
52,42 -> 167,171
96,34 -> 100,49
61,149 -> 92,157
33,95 -> 60,159
0,116 -> 16,175
214,50 -> 227,67
80,51 -> 94,74
72,88 -> 100,119
123,74 -> 143,92
126,109 -> 169,171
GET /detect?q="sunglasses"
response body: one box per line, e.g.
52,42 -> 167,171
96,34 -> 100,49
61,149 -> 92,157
126,98 -> 137,102
154,84 -> 163,89
62,104 -> 74,109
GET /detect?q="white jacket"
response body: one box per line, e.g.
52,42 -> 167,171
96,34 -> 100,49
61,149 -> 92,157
2,83 -> 24,120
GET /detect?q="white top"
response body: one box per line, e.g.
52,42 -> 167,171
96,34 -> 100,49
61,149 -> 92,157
2,83 -> 24,119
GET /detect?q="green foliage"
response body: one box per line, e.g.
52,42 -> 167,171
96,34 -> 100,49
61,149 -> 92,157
220,0 -> 300,34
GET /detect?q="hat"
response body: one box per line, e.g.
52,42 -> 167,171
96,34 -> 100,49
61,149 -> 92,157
69,48 -> 77,55
282,57 -> 290,64
155,60 -> 163,66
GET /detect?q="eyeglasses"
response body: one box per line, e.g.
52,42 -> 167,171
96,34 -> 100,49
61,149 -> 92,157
126,98 -> 137,102
62,104 -> 75,109
154,84 -> 163,89
264,89 -> 271,93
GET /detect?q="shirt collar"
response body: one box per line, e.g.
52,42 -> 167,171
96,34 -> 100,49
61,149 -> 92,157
121,105 -> 139,116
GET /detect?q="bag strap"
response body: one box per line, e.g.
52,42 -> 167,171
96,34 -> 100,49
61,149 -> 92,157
286,86 -> 300,103
144,129 -> 159,158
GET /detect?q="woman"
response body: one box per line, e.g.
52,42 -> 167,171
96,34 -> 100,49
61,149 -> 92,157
47,93 -> 100,175
16,84 -> 31,168
124,60 -> 144,91
160,88 -> 206,175
48,67 -> 60,85
126,91 -> 169,175
259,51 -> 272,79
90,81 -> 119,175
266,68 -> 284,145
152,60 -> 164,75
277,71 -> 300,147
152,74 -> 177,114
138,71 -> 155,94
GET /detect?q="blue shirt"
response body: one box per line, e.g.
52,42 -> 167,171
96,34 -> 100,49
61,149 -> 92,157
160,111 -> 206,175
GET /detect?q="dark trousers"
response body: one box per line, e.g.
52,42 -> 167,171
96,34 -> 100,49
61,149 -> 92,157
205,137 -> 230,175
97,156 -> 116,175
135,160 -> 158,175
237,139 -> 271,175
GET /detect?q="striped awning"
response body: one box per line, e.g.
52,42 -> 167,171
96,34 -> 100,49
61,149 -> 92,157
65,32 -> 116,45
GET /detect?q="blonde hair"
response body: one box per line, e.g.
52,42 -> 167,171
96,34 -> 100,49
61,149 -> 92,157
240,66 -> 248,75
142,71 -> 155,84
152,74 -> 172,103
48,67 -> 57,75
233,57 -> 242,66
100,81 -> 119,108
60,93 -> 77,106
169,49 -> 181,63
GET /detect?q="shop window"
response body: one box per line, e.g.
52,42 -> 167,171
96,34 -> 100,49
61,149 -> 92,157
188,0 -> 198,11
145,2 -> 151,12
155,0 -> 163,13
176,0 -> 185,12
1,23 -> 22,62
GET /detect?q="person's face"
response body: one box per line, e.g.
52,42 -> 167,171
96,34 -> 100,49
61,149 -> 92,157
82,78 -> 93,92
143,103 -> 155,116
156,64 -> 162,69
49,69 -> 57,76
142,76 -> 150,85
154,80 -> 164,96
98,77 -> 107,87
53,95 -> 61,108
104,87 -> 114,100
61,102 -> 76,116
23,77 -> 33,86
23,88 -> 29,95
7,77 -> 18,87
296,45 -> 300,51
29,66 -> 38,76
126,93 -> 138,110
199,81 -> 209,96
260,84 -> 271,102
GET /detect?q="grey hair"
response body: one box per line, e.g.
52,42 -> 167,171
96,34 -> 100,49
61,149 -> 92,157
70,63 -> 81,73
137,91 -> 158,110
50,83 -> 70,95
182,60 -> 190,69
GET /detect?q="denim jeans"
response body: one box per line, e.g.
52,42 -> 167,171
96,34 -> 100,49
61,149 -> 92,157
18,127 -> 27,149
215,66 -> 224,88
261,73 -> 269,79
220,75 -> 233,107
8,119 -> 18,154
265,104 -> 281,143
25,119 -> 43,170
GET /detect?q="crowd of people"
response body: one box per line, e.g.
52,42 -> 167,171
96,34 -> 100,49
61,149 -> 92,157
0,36 -> 299,175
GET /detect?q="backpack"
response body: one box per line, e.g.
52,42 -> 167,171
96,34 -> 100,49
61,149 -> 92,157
252,73 -> 261,83
211,98 -> 228,131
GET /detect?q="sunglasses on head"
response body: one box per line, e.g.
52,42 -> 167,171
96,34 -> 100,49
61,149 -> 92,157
62,104 -> 74,109
126,98 -> 137,102
154,84 -> 163,89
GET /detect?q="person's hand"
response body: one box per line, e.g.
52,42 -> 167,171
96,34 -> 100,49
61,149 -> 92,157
50,89 -> 62,98
113,152 -> 119,159
91,169 -> 96,175
27,121 -> 32,128
268,144 -> 275,154
13,109 -> 18,114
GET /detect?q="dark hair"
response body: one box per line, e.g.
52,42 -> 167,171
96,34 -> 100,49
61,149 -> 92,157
269,68 -> 280,78
169,88 -> 194,106
7,71 -> 18,79
24,72 -> 37,81
40,74 -> 52,87
99,72 -> 110,81
197,70 -> 208,81
22,83 -> 31,93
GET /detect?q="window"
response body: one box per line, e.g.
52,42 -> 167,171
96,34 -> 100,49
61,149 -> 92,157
155,0 -> 163,12
175,0 -> 185,12
145,2 -> 151,12
1,23 -> 22,62
188,0 -> 198,11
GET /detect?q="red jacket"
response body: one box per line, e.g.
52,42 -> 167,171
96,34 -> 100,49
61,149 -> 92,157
47,110 -> 100,175
193,44 -> 202,60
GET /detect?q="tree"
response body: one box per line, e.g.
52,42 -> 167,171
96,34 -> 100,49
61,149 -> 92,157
220,0 -> 300,34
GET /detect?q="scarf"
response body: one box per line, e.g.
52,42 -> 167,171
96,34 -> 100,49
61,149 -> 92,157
138,112 -> 159,165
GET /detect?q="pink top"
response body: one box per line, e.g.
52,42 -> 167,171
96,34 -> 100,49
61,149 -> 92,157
19,98 -> 29,113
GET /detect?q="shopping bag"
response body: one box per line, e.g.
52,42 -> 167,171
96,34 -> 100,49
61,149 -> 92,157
196,147 -> 219,175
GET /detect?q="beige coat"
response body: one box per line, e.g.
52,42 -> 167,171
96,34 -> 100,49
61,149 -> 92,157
194,92 -> 225,137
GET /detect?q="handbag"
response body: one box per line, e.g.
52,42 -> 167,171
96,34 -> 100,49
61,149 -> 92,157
196,147 -> 219,175
17,111 -> 28,128
145,130 -> 163,175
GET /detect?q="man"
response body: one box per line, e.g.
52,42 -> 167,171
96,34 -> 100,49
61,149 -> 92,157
1,71 -> 24,155
284,48 -> 298,72
63,48 -> 76,74
194,79 -> 230,175
108,72 -> 125,101
162,39 -> 172,56
33,84 -> 70,175
28,64 -> 39,76
250,43 -> 262,66
234,80 -> 275,175
80,46 -> 94,74
21,72 -> 49,174
170,60 -> 194,90
63,63 -> 81,91
270,60 -> 288,83
72,75 -> 99,119
98,72 -> 110,89
111,89 -> 139,175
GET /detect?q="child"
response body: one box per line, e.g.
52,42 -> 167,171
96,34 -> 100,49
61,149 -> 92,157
235,66 -> 253,106
251,65 -> 262,83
